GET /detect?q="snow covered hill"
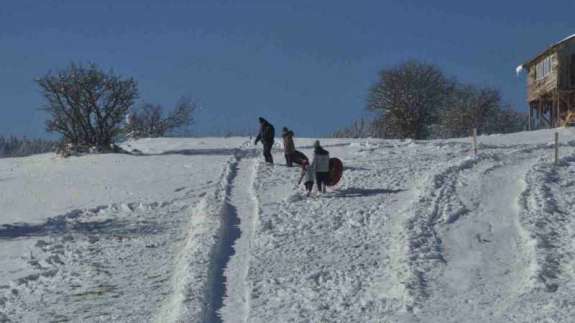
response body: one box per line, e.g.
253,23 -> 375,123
1,129 -> 575,322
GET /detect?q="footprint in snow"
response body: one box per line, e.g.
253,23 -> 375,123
286,193 -> 305,203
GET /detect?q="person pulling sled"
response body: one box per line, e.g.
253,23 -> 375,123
282,127 -> 308,167
282,127 -> 296,167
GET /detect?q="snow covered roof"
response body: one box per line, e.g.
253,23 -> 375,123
516,34 -> 575,74
557,33 -> 575,44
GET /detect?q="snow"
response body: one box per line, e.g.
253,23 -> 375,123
2,129 -> 575,322
0,137 -> 246,225
557,33 -> 575,46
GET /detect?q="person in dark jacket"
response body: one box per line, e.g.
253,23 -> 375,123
282,127 -> 296,167
254,117 -> 275,164
311,140 -> 330,193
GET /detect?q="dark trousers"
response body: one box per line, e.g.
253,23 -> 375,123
304,181 -> 313,195
285,153 -> 293,167
263,141 -> 274,163
291,150 -> 308,166
316,172 -> 329,192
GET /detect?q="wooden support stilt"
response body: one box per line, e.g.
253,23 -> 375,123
538,100 -> 542,128
528,104 -> 532,130
472,128 -> 478,157
552,92 -> 556,127
555,132 -> 559,165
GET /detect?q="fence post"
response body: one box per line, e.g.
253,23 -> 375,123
472,128 -> 478,157
555,132 -> 559,165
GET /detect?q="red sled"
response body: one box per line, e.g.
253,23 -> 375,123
327,158 -> 343,186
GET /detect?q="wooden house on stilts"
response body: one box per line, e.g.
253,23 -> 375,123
518,34 -> 575,129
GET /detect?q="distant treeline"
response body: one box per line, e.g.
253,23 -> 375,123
332,60 -> 527,139
0,136 -> 57,158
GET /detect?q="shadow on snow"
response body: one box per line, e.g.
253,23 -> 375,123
331,187 -> 405,198
146,148 -> 241,157
0,209 -> 165,240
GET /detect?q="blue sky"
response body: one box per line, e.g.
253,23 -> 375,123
1,0 -> 574,138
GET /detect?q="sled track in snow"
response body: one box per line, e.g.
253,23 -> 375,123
153,152 -> 237,323
399,154 -> 490,310
417,150 -> 545,322
519,163 -> 563,293
204,150 -> 258,323
203,155 -> 243,323
396,143 -> 574,314
398,144 -> 565,311
518,152 -> 575,293
217,158 -> 259,322
155,141 -> 258,323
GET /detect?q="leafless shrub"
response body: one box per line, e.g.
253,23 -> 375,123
37,63 -> 138,152
434,85 -> 527,138
126,97 -> 197,138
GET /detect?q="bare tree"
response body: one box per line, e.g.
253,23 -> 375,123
37,63 -> 138,151
339,60 -> 527,140
489,106 -> 528,134
367,60 -> 454,139
126,97 -> 197,138
435,85 -> 528,138
436,85 -> 501,138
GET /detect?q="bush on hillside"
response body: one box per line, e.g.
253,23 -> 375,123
125,97 -> 197,139
37,63 -> 138,153
433,85 -> 527,138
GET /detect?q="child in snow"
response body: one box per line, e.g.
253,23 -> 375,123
298,160 -> 315,196
312,140 -> 330,193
